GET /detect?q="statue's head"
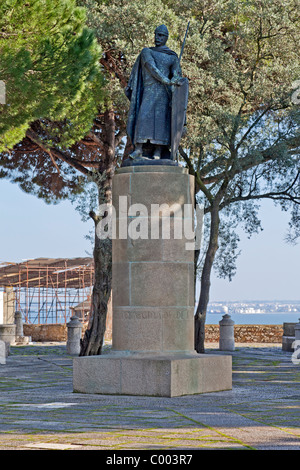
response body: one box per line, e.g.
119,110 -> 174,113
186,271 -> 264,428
154,24 -> 169,46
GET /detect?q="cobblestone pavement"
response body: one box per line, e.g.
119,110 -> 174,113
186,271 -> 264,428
0,342 -> 299,451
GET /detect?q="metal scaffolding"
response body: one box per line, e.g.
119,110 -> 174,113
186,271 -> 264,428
0,258 -> 94,324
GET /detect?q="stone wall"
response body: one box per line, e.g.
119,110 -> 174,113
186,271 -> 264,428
23,323 -> 284,344
205,324 -> 283,343
24,324 -> 69,342
23,322 -> 111,342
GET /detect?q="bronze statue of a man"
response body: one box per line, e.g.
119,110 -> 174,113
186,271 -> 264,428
125,24 -> 186,161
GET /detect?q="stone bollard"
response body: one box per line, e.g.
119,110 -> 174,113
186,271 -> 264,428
293,319 -> 300,351
219,314 -> 235,351
295,319 -> 300,342
282,322 -> 296,352
67,316 -> 82,356
15,311 -> 23,337
0,340 -> 6,364
291,319 -> 300,364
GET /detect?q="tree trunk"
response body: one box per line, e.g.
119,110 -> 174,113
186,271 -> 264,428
80,219 -> 112,355
194,202 -> 220,353
80,109 -> 116,355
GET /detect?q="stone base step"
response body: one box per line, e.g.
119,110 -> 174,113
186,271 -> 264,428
73,353 -> 232,397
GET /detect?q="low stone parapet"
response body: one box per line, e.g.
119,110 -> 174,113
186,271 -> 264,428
23,322 -> 284,344
23,323 -> 68,342
205,324 -> 283,343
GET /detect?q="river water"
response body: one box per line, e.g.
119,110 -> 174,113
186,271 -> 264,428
206,312 -> 300,325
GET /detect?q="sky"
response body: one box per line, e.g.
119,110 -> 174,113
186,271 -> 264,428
209,202 -> 300,302
0,178 -> 299,302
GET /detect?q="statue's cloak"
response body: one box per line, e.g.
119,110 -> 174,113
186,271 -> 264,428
125,46 -> 178,145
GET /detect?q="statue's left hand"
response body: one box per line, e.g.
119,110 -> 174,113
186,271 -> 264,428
170,76 -> 182,86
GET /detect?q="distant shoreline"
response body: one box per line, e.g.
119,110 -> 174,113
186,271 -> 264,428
206,312 -> 299,325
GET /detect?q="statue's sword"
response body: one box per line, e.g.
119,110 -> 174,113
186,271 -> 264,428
170,21 -> 190,160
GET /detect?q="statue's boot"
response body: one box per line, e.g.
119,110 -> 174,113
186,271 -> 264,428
153,145 -> 161,159
129,143 -> 143,160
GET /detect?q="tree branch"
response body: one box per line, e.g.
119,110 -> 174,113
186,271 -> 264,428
201,135 -> 300,185
219,171 -> 300,210
26,129 -> 93,177
235,106 -> 272,152
179,145 -> 214,204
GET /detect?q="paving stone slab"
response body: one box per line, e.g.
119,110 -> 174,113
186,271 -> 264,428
0,343 -> 299,450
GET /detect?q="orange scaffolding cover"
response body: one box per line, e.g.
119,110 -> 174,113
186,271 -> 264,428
0,257 -> 94,289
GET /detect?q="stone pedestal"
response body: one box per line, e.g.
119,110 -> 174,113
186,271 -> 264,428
0,324 -> 16,345
112,165 -> 195,354
73,165 -> 232,397
2,287 -> 15,324
0,323 -> 16,355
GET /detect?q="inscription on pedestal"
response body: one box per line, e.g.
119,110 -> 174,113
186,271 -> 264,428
115,309 -> 189,320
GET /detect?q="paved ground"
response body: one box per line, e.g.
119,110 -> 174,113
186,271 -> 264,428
0,342 -> 300,452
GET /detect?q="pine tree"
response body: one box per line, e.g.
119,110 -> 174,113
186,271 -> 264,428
0,0 -> 104,200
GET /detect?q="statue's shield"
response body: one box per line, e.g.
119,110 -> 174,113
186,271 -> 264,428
171,77 -> 189,160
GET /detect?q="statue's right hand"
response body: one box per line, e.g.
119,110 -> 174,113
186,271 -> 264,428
162,77 -> 172,86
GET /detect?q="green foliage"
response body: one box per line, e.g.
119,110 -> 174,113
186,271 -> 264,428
0,0 -> 104,152
78,0 -> 185,125
81,0 -> 299,149
81,0 -> 299,279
